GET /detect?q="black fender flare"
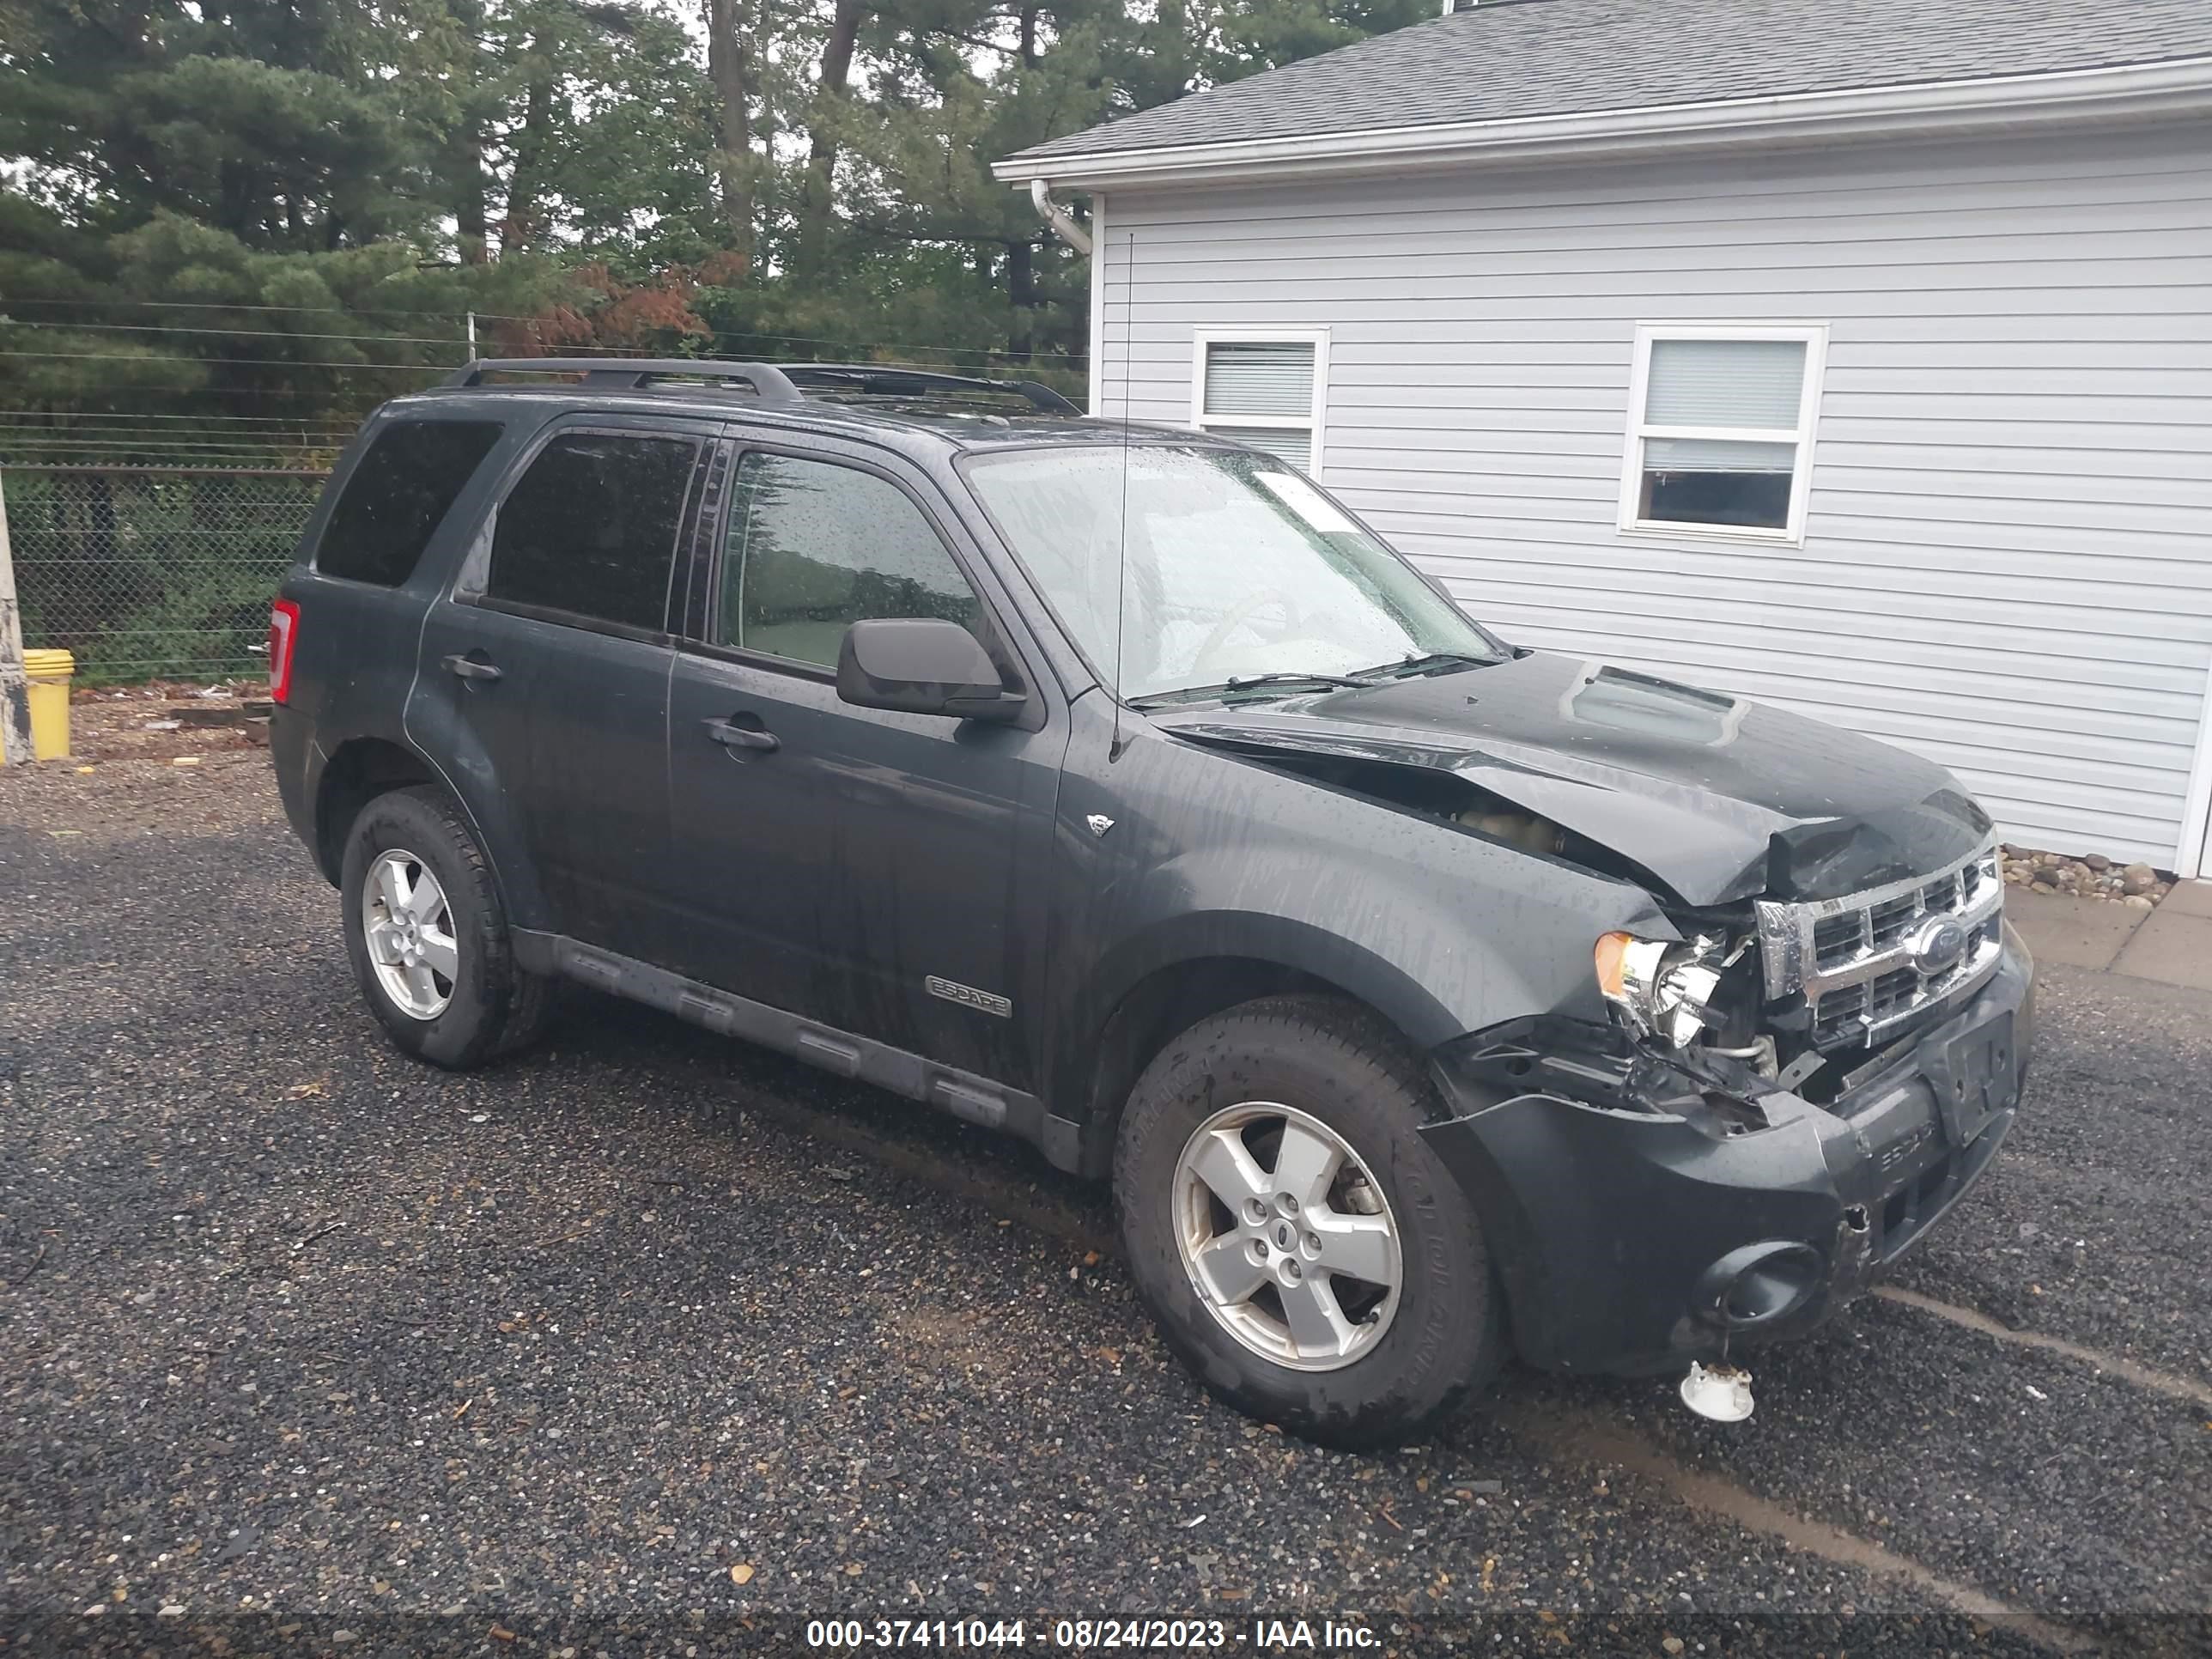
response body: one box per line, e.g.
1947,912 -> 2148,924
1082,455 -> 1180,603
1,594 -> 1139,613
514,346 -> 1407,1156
312,725 -> 551,935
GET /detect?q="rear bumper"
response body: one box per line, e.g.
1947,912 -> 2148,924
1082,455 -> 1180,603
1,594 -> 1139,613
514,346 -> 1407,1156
1420,927 -> 2034,1376
270,706 -> 322,868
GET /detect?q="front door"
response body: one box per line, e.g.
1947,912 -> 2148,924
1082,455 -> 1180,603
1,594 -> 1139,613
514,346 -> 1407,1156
665,439 -> 1063,1090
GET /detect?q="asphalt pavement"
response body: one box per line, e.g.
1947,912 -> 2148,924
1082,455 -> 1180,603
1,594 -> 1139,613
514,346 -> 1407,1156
3,752 -> 2207,1658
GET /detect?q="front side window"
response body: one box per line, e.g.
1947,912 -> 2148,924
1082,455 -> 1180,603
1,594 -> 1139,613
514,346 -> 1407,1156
1620,325 -> 1826,540
486,431 -> 697,630
317,418 -> 502,586
720,452 -> 983,670
967,443 -> 1503,701
1191,331 -> 1328,473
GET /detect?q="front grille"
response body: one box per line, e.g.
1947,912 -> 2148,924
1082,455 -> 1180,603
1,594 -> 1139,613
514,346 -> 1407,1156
1869,893 -> 1918,949
1756,842 -> 2004,1048
1812,912 -> 1864,967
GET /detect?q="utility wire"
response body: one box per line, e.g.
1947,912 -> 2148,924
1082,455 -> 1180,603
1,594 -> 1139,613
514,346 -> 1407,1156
1,298 -> 489,320
0,416 -> 345,426
0,442 -> 337,455
0,421 -> 343,433
3,308 -> 1082,369
5,320 -> 472,347
1,343 -> 1076,378
0,410 -> 357,423
0,350 -> 457,372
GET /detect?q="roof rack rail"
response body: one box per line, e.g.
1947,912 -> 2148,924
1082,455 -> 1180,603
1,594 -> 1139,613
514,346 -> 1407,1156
438,356 -> 1080,415
781,363 -> 1079,415
442,358 -> 801,398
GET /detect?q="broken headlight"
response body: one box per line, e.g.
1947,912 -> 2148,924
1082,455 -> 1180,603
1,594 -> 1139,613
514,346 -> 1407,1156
1594,932 -> 1748,1048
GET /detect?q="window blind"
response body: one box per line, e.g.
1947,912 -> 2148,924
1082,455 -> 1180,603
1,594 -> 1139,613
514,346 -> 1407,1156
1203,342 -> 1316,418
1206,425 -> 1313,471
1643,436 -> 1796,476
1644,339 -> 1806,429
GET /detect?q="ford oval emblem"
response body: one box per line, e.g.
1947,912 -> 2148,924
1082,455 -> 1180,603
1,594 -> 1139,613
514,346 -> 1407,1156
1905,915 -> 1969,975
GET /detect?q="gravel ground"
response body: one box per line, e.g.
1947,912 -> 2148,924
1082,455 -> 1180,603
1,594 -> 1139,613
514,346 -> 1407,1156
55,684 -> 271,765
3,757 -> 2207,1658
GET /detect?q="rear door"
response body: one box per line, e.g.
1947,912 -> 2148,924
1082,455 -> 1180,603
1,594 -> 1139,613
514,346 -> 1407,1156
663,432 -> 1066,1091
414,415 -> 713,961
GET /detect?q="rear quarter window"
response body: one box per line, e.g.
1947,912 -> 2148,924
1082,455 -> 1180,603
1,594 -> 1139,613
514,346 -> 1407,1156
314,418 -> 504,586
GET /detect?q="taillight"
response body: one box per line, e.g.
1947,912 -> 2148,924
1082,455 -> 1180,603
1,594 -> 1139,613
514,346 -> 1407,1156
268,599 -> 301,704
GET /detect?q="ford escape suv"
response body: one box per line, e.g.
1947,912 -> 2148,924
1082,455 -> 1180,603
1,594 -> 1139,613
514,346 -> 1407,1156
270,358 -> 2034,1448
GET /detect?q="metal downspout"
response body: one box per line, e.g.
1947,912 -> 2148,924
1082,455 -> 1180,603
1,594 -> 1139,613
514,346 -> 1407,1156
1028,179 -> 1093,256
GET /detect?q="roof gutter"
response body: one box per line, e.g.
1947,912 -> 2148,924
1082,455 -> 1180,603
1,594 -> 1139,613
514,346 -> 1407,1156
993,56 -> 2212,191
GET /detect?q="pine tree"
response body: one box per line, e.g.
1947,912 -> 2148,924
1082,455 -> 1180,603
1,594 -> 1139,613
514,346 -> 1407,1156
3,0 -> 1440,428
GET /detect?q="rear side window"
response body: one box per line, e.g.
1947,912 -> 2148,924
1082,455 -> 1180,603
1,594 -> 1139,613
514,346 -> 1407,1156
316,419 -> 502,586
486,431 -> 697,631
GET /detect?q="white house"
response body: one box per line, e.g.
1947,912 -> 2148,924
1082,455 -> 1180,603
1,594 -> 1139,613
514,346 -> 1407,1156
994,0 -> 2212,878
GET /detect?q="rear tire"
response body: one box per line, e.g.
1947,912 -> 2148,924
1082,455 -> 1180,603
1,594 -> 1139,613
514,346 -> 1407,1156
339,786 -> 553,1068
1115,994 -> 1504,1449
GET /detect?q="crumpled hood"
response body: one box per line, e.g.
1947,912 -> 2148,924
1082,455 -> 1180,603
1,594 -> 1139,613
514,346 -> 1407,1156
1146,652 -> 1991,906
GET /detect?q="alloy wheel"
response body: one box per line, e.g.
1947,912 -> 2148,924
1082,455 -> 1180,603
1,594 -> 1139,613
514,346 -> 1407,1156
361,848 -> 459,1020
1170,1101 -> 1402,1370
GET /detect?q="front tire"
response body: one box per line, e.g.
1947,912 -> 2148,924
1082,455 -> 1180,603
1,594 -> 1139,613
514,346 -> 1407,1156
339,786 -> 551,1068
1115,994 -> 1504,1449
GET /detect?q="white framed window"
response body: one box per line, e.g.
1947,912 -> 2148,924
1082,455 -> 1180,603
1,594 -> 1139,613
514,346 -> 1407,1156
1191,328 -> 1329,475
1618,323 -> 1828,544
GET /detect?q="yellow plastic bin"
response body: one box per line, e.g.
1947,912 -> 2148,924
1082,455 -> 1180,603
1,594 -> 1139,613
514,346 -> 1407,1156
22,647 -> 74,760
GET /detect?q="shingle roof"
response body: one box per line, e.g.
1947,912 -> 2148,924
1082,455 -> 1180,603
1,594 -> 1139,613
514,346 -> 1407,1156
1005,0 -> 2212,167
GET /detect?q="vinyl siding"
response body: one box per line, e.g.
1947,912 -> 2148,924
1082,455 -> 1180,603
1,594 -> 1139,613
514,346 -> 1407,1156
1095,127 -> 2212,870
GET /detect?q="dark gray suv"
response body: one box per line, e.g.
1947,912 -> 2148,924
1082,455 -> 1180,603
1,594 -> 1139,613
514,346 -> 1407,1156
270,358 -> 2033,1447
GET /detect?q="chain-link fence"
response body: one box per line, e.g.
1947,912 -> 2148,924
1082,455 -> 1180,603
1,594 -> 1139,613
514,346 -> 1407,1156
1,464 -> 329,684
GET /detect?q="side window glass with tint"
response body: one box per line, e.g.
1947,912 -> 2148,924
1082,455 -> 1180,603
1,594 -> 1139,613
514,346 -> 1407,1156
721,452 -> 982,668
487,432 -> 696,629
316,419 -> 502,586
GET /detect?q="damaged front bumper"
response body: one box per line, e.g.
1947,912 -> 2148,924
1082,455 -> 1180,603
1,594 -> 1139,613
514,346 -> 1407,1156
1419,926 -> 2035,1376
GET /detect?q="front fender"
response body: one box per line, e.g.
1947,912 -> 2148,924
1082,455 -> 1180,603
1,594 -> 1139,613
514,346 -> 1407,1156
1079,906 -> 1472,1056
1048,715 -> 1682,1140
1069,807 -> 1676,1051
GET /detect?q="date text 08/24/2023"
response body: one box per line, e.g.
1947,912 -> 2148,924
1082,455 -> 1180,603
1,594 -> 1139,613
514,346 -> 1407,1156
803,1618 -> 1382,1650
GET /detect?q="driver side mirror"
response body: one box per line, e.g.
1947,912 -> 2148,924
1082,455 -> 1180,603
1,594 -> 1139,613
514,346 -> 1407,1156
836,618 -> 1025,722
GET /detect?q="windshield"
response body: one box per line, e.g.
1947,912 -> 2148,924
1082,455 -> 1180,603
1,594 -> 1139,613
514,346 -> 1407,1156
965,444 -> 1504,701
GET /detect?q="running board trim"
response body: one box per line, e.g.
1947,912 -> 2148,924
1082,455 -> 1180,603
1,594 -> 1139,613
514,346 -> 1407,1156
514,929 -> 1055,1152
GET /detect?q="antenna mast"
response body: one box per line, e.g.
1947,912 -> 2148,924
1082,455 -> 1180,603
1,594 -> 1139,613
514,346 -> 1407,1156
1109,231 -> 1135,762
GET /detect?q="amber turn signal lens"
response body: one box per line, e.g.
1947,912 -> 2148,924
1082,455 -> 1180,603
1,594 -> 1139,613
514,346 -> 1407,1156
1594,932 -> 1635,998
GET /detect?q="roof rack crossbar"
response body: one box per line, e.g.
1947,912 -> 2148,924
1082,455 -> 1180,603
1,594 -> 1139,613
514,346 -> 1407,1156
442,358 -> 802,398
781,364 -> 1079,415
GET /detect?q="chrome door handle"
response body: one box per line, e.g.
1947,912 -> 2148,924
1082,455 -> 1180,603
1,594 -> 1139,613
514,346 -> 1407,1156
441,653 -> 502,682
703,716 -> 780,753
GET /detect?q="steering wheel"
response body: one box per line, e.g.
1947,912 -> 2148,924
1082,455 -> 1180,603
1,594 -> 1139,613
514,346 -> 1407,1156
1190,591 -> 1302,679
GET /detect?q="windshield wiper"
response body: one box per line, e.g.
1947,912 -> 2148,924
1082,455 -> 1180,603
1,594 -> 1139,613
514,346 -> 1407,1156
1126,671 -> 1369,710
1224,671 -> 1370,692
1345,651 -> 1502,683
